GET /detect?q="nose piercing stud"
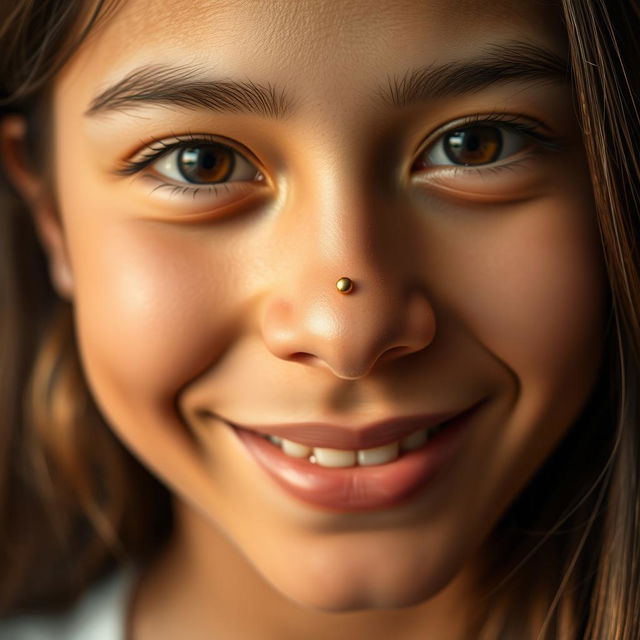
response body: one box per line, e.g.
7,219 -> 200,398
336,277 -> 354,294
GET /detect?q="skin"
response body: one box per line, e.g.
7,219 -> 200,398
1,0 -> 608,637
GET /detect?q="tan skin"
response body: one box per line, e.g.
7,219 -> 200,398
2,0 -> 607,638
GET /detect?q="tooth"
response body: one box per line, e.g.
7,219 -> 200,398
313,447 -> 357,468
357,441 -> 399,466
281,439 -> 312,458
400,429 -> 428,452
267,435 -> 282,445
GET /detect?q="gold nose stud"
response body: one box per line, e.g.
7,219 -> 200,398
336,277 -> 354,294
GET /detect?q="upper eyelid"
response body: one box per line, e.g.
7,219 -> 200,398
116,134 -> 262,177
438,112 -> 550,133
414,115 -> 562,167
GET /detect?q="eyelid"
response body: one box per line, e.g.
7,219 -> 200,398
116,133 -> 266,182
155,144 -> 259,185
413,113 -> 561,169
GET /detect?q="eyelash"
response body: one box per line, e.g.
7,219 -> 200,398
116,133 -> 258,199
116,115 -> 561,198
415,112 -> 561,173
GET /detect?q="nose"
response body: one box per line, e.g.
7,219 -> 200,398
261,281 -> 435,379
259,204 -> 436,381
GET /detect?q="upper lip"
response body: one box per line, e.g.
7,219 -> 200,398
223,403 -> 480,450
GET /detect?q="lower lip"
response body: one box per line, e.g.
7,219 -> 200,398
234,406 -> 479,512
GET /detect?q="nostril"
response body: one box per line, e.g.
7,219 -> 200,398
377,345 -> 414,365
289,352 -> 370,380
290,352 -> 319,367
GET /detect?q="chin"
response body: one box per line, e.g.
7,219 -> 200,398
261,555 -> 457,614
276,579 -> 442,614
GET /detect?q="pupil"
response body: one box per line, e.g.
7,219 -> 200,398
178,145 -> 234,183
444,127 -> 502,166
466,136 -> 480,152
201,152 -> 217,170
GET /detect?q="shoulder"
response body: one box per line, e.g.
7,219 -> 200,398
0,566 -> 137,640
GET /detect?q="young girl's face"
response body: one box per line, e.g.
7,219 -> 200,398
38,0 -> 604,614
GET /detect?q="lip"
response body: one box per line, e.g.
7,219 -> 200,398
232,402 -> 482,512
223,410 -> 464,450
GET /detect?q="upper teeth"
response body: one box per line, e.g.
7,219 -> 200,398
263,424 -> 445,468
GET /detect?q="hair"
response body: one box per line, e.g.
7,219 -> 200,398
0,0 -> 638,638
0,0 -> 173,616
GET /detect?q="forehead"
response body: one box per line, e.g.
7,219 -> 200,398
71,0 -> 565,96
103,0 -> 562,40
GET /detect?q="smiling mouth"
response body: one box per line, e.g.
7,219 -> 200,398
224,401 -> 483,469
256,420 -> 449,468
230,403 -> 483,511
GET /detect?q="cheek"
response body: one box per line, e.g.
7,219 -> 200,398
67,223 -> 233,411
438,190 -> 606,415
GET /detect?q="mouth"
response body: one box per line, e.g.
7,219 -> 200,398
227,402 -> 484,511
255,418 -> 451,468
224,408 -> 465,456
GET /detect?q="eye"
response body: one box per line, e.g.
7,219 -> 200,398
152,143 -> 261,184
422,124 -> 528,168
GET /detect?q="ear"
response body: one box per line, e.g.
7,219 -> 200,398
0,115 -> 74,300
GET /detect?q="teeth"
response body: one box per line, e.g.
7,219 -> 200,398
400,429 -> 428,452
357,441 -> 399,466
264,424 -> 442,466
313,447 -> 357,468
281,439 -> 312,458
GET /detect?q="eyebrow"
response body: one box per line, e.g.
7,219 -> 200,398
85,41 -> 568,118
382,41 -> 569,108
86,65 -> 291,118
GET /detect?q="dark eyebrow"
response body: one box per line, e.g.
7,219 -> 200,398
85,41 -> 568,118
85,65 -> 292,118
381,41 -> 569,108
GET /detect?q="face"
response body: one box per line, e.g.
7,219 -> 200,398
32,0 -> 606,616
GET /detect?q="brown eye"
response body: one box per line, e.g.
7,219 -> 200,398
443,126 -> 501,165
152,140 -> 261,186
178,145 -> 234,183
421,123 -> 529,169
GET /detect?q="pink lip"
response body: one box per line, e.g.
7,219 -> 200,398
232,402 -> 482,512
224,410 -> 464,450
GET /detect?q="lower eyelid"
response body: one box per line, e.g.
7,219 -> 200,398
144,173 -> 249,193
121,182 -> 267,223
411,153 -> 549,203
149,181 -> 225,197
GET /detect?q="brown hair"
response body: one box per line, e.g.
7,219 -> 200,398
0,0 -> 638,637
0,0 -> 172,615
470,2 -> 640,637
